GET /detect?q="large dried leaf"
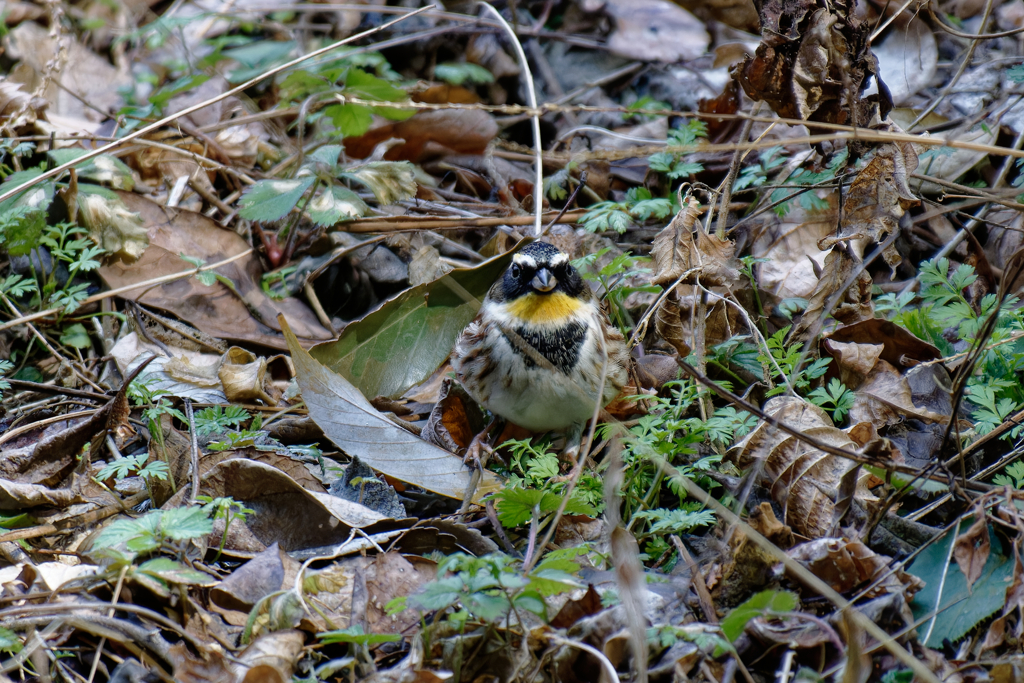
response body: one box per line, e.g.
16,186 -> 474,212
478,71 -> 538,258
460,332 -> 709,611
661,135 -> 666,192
650,196 -> 739,287
789,538 -> 923,599
284,316 -> 501,502
343,109 -> 498,162
161,458 -> 388,558
311,247 -> 516,400
824,339 -> 947,426
751,198 -> 836,302
820,142 -> 919,275
599,0 -> 709,63
732,0 -> 888,127
97,192 -> 330,350
728,397 -> 868,538
872,17 -> 938,105
953,509 -> 990,591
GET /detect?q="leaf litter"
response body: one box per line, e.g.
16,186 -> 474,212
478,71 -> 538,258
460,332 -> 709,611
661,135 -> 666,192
0,0 -> 1024,681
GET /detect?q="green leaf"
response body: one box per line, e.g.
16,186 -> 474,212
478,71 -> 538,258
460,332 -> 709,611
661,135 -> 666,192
0,203 -> 47,256
527,568 -> 582,596
238,176 -> 315,222
0,627 -> 22,654
60,323 -> 92,349
308,145 -> 344,171
327,103 -> 374,137
309,246 -> 517,399
493,486 -> 596,527
434,62 -> 495,86
136,557 -> 213,585
159,506 -> 214,541
720,589 -> 799,642
345,68 -> 407,102
908,519 -> 1013,647
306,185 -> 369,226
319,625 -> 401,646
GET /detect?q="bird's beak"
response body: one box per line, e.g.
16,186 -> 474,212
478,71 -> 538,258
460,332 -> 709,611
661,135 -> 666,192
531,268 -> 557,293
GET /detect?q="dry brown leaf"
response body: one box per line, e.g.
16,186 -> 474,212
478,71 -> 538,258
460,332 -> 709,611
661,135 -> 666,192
872,18 -> 938,105
728,397 -> 872,538
751,196 -> 836,303
365,552 -> 435,635
732,0 -> 888,128
5,22 -> 131,123
231,630 -> 305,683
788,537 -> 923,599
824,339 -> 947,426
420,378 -> 485,456
820,142 -> 919,276
343,109 -> 498,161
97,192 -> 331,350
650,196 -> 739,287
953,509 -> 990,591
827,318 -> 941,368
283,316 -> 501,502
162,458 -> 389,558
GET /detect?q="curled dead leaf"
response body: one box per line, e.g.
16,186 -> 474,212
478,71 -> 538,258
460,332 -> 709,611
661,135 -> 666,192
650,196 -> 739,287
819,142 -> 919,276
728,397 -> 871,538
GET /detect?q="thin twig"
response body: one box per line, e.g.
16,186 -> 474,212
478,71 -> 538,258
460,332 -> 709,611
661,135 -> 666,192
479,3 -> 543,237
182,398 -> 201,505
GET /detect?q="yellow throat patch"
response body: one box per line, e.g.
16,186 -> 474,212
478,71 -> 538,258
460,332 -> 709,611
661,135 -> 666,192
505,292 -> 583,324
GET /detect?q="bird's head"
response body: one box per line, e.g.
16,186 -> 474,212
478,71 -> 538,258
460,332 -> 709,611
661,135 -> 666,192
496,242 -> 589,324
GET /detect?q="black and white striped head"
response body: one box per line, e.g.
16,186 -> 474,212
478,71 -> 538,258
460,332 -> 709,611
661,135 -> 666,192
500,242 -> 586,302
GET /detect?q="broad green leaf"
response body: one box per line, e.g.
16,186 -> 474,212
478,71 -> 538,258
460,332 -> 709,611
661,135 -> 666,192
344,68 -> 406,101
327,103 -> 373,137
909,519 -> 1013,647
0,169 -> 53,255
238,176 -> 315,222
527,568 -> 582,596
310,245 -> 518,399
306,185 -> 368,226
93,517 -> 148,550
159,506 -> 214,541
720,590 -> 799,642
0,627 -> 22,654
435,62 -> 494,86
60,323 -> 92,349
308,145 -> 344,171
283,318 -> 502,501
136,557 -> 213,585
513,590 -> 548,617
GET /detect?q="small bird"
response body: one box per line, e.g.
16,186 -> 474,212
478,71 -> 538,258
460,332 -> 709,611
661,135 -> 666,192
452,241 -> 629,464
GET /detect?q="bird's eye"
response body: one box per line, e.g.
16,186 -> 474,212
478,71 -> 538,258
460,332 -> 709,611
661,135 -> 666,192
511,264 -> 521,279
